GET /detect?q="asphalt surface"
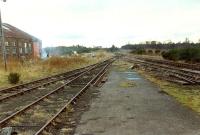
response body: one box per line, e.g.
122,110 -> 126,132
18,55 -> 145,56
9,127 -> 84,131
75,64 -> 200,135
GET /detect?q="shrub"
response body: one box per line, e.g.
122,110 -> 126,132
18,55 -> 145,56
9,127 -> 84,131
162,49 -> 180,61
179,48 -> 200,62
162,48 -> 200,62
8,72 -> 20,84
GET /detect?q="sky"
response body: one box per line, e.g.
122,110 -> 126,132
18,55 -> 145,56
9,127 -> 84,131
1,0 -> 200,48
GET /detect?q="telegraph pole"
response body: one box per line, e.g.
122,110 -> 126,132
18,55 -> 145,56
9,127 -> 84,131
0,0 -> 7,71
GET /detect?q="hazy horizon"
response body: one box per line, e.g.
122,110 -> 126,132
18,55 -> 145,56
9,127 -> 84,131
1,0 -> 200,48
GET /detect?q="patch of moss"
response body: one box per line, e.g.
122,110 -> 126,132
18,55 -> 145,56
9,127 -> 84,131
120,80 -> 136,88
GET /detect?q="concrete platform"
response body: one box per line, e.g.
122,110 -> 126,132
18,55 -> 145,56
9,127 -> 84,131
75,66 -> 200,135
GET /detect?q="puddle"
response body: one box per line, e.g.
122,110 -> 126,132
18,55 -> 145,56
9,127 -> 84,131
124,72 -> 136,74
127,77 -> 140,80
122,70 -> 141,80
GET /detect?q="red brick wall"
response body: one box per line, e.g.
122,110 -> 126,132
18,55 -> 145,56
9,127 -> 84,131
33,41 -> 41,58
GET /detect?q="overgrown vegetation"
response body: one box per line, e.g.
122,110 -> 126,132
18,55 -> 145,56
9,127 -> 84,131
162,48 -> 200,62
121,39 -> 200,50
8,72 -> 20,84
0,52 -> 111,87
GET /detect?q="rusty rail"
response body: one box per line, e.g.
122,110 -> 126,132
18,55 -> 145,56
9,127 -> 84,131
126,57 -> 200,85
0,59 -> 113,128
0,59 -> 113,102
34,60 -> 113,135
0,70 -> 83,102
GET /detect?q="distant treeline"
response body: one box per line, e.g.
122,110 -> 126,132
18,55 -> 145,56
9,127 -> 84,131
44,45 -> 99,56
128,44 -> 200,63
43,45 -> 119,56
121,42 -> 200,50
162,48 -> 200,62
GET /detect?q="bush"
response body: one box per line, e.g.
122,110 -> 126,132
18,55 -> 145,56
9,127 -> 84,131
8,73 -> 20,84
179,48 -> 200,62
162,49 -> 180,61
162,48 -> 200,62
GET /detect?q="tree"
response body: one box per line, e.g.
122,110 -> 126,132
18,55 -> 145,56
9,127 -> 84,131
151,41 -> 157,45
108,45 -> 119,52
184,37 -> 190,43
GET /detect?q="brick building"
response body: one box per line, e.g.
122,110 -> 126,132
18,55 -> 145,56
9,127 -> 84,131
0,23 -> 42,59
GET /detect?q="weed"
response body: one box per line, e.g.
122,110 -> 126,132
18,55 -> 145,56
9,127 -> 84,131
8,72 -> 20,84
0,55 -> 106,87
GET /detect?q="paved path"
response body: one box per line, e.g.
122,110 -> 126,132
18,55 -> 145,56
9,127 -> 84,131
75,66 -> 200,135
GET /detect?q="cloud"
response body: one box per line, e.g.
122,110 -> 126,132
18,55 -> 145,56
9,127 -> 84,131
1,0 -> 200,47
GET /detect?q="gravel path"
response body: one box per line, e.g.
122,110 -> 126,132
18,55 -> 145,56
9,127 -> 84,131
75,65 -> 200,135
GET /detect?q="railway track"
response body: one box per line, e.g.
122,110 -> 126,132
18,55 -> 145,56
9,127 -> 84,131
0,58 -> 114,134
126,56 -> 200,85
0,59 -> 113,120
135,56 -> 200,71
0,59 -> 110,102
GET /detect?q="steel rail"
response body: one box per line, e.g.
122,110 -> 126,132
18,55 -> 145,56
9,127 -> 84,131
127,57 -> 200,78
130,57 -> 200,76
127,57 -> 199,84
93,68 -> 109,86
0,69 -> 87,102
34,60 -> 113,135
135,56 -> 200,71
137,60 -> 199,79
0,60 -> 111,128
138,61 -> 197,84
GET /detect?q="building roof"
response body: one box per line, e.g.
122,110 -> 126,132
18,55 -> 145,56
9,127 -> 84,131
2,23 -> 40,42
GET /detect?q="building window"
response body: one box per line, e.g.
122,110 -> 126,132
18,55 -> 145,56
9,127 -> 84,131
24,43 -> 28,54
19,48 -> 23,54
12,48 -> 17,54
24,43 -> 27,48
6,48 -> 10,54
28,43 -> 32,53
5,42 -> 9,46
12,42 -> 16,46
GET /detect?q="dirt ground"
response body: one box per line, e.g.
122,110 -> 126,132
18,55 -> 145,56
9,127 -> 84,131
74,61 -> 200,135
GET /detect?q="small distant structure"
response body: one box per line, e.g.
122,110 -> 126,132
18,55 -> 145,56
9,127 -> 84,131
95,46 -> 102,49
0,23 -> 42,59
73,51 -> 78,56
